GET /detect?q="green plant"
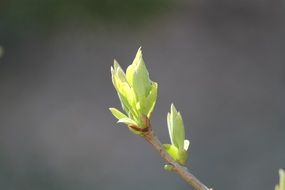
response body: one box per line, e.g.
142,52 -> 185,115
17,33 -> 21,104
109,47 -> 283,190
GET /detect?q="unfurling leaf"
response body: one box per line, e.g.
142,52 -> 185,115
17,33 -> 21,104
109,48 -> 158,135
164,104 -> 190,165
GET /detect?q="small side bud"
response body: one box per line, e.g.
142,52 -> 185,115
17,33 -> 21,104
164,164 -> 174,171
165,104 -> 190,165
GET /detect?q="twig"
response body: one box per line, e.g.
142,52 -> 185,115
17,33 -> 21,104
143,119 -> 211,190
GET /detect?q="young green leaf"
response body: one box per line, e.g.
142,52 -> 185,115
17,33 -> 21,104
109,108 -> 128,120
126,47 -> 152,99
169,104 -> 185,150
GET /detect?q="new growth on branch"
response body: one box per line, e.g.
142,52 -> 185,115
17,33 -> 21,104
109,47 -> 284,190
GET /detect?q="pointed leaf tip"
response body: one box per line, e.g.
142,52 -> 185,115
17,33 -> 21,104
170,103 -> 178,116
109,108 -> 128,120
138,46 -> 143,54
113,59 -> 121,70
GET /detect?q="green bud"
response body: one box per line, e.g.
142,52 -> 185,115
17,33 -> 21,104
163,144 -> 188,165
164,104 -> 190,165
164,164 -> 174,171
110,48 -> 158,134
126,47 -> 152,99
276,169 -> 285,190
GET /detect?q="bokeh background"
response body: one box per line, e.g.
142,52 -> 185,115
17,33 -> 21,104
0,0 -> 285,190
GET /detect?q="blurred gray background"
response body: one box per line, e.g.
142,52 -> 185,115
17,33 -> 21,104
0,0 -> 285,190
